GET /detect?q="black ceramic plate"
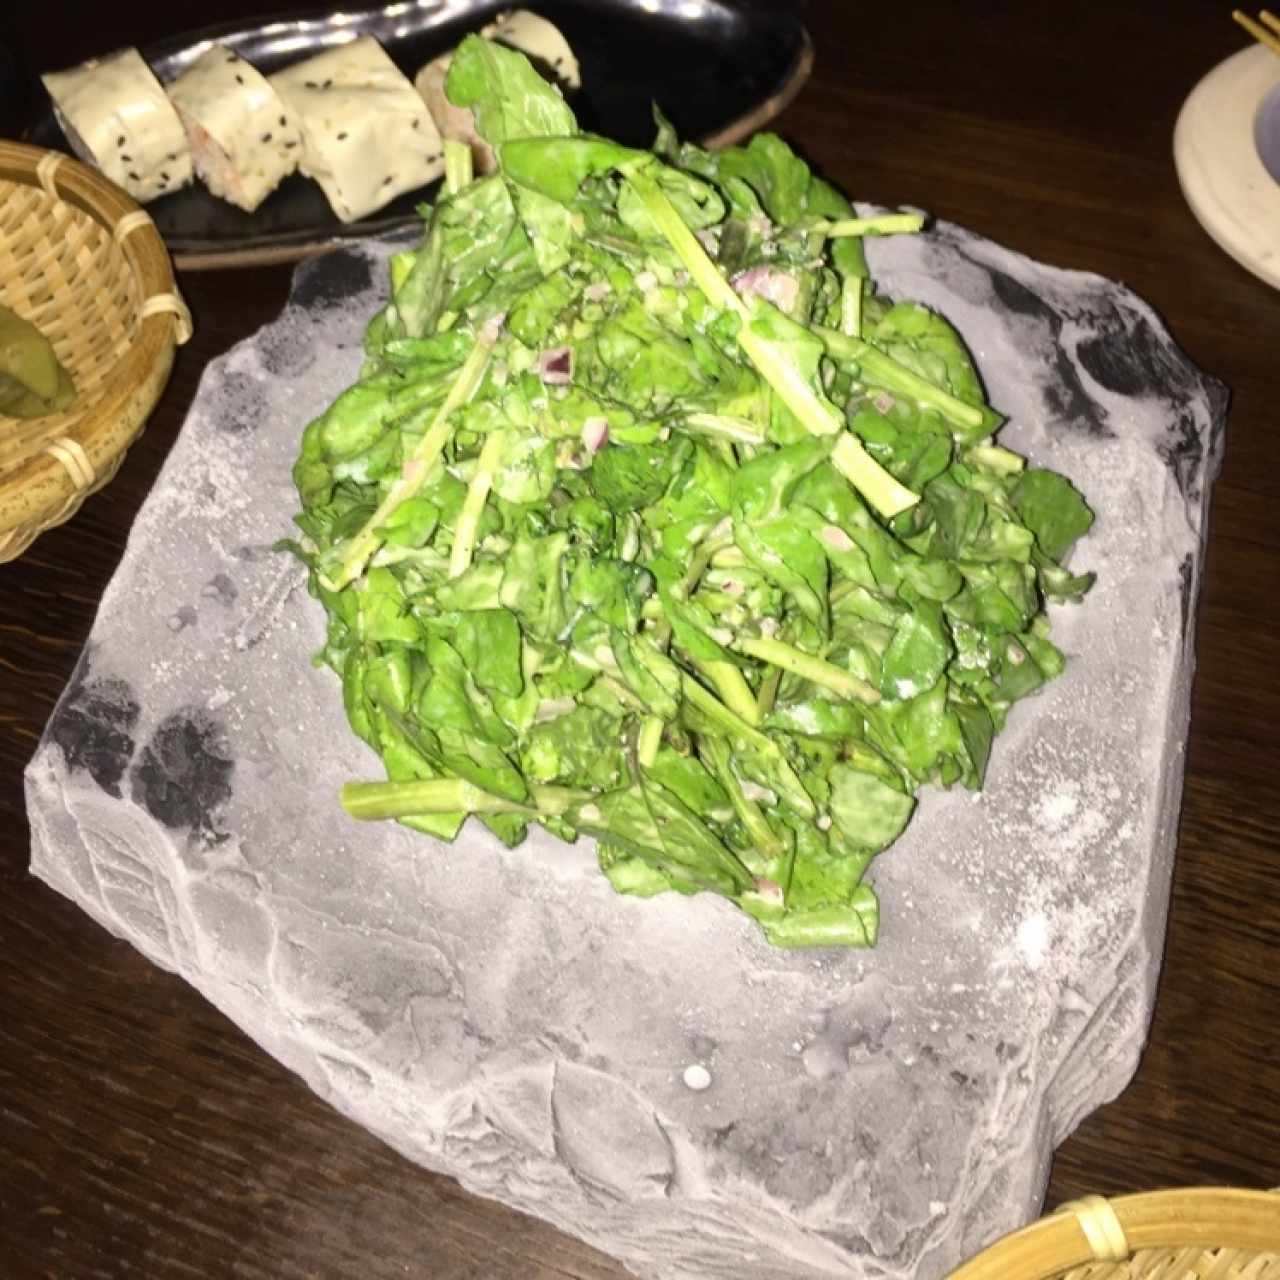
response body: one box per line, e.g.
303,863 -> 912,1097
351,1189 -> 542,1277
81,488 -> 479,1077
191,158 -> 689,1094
26,0 -> 811,269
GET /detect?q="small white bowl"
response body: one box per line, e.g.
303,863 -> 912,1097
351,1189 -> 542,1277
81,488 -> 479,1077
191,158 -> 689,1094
1174,43 -> 1280,290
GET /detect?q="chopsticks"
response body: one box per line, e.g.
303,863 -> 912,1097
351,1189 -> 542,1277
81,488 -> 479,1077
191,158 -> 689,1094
1233,8 -> 1280,55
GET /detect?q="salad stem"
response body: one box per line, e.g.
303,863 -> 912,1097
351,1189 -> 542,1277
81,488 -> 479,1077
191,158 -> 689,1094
734,634 -> 881,705
814,324 -> 992,435
342,777 -> 529,819
637,715 -> 665,767
323,322 -> 499,590
449,428 -> 506,577
755,664 -> 783,718
683,412 -> 766,446
342,778 -> 585,820
840,277 -> 862,339
811,213 -> 925,238
965,442 -> 1025,474
692,656 -> 761,726
830,433 -> 919,518
623,165 -> 919,518
701,736 -> 786,860
679,673 -> 815,817
444,139 -> 474,194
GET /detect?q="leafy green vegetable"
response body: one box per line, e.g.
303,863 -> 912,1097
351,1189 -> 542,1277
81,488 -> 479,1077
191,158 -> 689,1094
288,39 -> 1095,949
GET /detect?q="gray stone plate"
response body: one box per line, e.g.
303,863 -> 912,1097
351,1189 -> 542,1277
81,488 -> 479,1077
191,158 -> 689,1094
25,221 -> 1225,1279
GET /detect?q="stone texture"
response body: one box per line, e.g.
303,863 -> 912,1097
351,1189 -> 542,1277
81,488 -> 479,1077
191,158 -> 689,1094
25,221 -> 1225,1279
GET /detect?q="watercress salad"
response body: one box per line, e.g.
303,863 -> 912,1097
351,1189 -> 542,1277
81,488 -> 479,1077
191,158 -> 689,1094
288,36 -> 1094,948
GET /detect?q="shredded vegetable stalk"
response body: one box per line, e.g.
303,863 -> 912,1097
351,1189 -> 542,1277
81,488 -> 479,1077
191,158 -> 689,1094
623,165 -> 920,519
811,212 -> 925,238
443,138 -> 474,194
322,319 -> 500,590
450,428 -> 507,577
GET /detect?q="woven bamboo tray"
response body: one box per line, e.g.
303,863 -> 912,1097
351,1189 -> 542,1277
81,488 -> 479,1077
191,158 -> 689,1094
950,1188 -> 1280,1279
0,139 -> 191,562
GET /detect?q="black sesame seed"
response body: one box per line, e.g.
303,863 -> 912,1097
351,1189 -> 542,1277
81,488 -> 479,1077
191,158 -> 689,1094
121,153 -> 132,162
336,131 -> 347,140
428,152 -> 441,161
323,78 -> 332,88
383,175 -> 393,185
235,73 -> 245,85
128,170 -> 140,180
167,153 -> 177,161
160,171 -> 170,180
158,178 -> 168,188
285,140 -> 298,149
117,135 -> 126,147
261,132 -> 272,142
411,118 -> 420,129
305,80 -> 318,89
279,114 -> 286,126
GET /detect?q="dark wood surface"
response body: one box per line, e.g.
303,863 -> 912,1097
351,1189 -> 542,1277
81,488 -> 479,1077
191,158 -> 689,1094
3,2 -> 1277,1275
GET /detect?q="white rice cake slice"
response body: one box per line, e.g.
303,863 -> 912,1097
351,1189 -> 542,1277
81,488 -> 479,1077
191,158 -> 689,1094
270,37 -> 445,224
487,9 -> 580,88
41,47 -> 192,204
415,11 -> 579,174
167,45 -> 304,213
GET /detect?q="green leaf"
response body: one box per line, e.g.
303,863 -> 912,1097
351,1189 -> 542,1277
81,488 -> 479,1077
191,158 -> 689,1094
571,780 -> 753,896
445,35 -> 577,147
1012,468 -> 1095,561
589,437 -> 690,511
520,705 -> 627,790
828,763 -> 915,851
880,599 -> 952,702
455,608 -> 524,698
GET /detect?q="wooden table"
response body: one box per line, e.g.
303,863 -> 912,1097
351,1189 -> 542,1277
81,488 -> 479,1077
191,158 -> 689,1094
3,2 -> 1277,1275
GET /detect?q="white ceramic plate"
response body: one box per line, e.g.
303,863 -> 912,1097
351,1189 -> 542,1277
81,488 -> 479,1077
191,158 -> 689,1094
1174,43 -> 1280,290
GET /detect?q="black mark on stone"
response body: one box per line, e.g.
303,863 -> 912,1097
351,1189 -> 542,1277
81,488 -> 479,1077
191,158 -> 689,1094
1076,305 -> 1198,401
211,369 -> 267,433
1156,410 -> 1210,504
1178,553 -> 1194,638
987,267 -> 1113,439
202,573 -> 238,606
1040,353 -> 1112,437
255,321 -> 316,378
168,605 -> 197,633
233,543 -> 277,563
48,665 -> 140,799
130,710 -> 234,845
1160,387 -> 1228,503
290,247 -> 373,311
989,267 -> 1056,323
995,1039 -> 1021,1063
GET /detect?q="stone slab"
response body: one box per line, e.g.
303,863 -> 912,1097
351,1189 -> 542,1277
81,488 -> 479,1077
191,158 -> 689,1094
25,220 -> 1225,1278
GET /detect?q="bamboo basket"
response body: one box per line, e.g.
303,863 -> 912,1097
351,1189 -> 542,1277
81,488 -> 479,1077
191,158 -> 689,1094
0,139 -> 191,562
950,1188 -> 1280,1279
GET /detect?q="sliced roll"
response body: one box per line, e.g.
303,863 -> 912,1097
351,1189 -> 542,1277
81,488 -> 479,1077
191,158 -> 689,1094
486,10 -> 581,88
41,47 -> 192,203
167,45 -> 304,213
270,37 -> 445,224
415,10 -> 580,174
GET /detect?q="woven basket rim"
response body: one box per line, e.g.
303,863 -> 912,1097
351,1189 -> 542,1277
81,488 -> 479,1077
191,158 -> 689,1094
0,139 -> 181,534
949,1186 -> 1280,1279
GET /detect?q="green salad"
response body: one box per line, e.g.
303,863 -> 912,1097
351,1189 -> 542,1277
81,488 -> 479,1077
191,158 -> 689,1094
287,35 -> 1095,948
